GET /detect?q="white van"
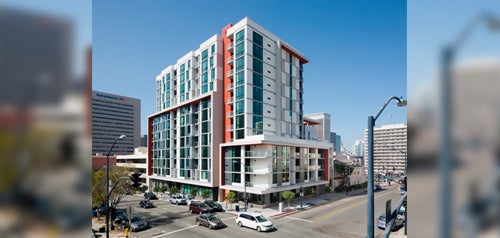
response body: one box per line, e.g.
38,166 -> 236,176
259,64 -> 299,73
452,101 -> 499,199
235,212 -> 275,232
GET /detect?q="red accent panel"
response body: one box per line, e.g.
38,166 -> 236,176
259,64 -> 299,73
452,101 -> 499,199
281,45 -> 309,64
222,24 -> 233,145
221,24 -> 234,185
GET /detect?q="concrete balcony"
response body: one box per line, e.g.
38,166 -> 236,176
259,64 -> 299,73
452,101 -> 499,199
245,166 -> 270,174
244,151 -> 272,158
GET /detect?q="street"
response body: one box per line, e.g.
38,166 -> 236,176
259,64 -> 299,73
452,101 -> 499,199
94,186 -> 404,238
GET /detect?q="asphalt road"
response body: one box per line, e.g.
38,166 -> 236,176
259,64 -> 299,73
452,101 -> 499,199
273,186 -> 404,238
109,187 -> 404,238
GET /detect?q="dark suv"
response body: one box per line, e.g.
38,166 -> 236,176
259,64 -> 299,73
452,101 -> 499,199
189,201 -> 213,214
204,200 -> 223,212
144,192 -> 157,200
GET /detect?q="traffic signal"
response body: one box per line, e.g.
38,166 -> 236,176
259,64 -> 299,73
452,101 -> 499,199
130,173 -> 141,189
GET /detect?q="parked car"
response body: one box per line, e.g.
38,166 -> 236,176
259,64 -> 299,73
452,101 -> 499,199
139,200 -> 155,208
144,192 -> 157,200
91,206 -> 106,217
122,216 -> 148,231
377,214 -> 404,231
195,213 -> 225,229
170,194 -> 187,205
204,200 -> 223,212
189,201 -> 213,214
235,212 -> 275,232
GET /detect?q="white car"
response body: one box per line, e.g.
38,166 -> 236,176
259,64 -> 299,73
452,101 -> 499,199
235,212 -> 275,232
169,194 -> 187,205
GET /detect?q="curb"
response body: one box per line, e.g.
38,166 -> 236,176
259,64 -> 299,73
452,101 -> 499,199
269,209 -> 300,218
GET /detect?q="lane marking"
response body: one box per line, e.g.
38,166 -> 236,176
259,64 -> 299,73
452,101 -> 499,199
311,189 -> 395,222
150,225 -> 198,238
284,216 -> 314,223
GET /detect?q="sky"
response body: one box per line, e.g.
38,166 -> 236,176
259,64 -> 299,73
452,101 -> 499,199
92,0 -> 407,150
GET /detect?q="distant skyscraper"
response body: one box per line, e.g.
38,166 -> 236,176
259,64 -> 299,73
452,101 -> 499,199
92,90 -> 141,155
140,135 -> 147,147
335,135 -> 341,153
352,139 -> 363,157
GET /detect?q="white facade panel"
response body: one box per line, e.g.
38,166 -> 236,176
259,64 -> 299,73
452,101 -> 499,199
263,104 -> 275,117
263,63 -> 274,78
263,50 -> 275,65
263,77 -> 276,92
264,117 -> 276,131
263,37 -> 276,53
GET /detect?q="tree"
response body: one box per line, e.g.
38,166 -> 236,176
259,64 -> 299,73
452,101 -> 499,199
153,185 -> 161,193
190,187 -> 198,198
170,186 -> 178,195
225,191 -> 236,210
201,189 -> 211,199
92,166 -> 137,208
282,190 -> 295,209
140,185 -> 148,193
160,185 -> 168,193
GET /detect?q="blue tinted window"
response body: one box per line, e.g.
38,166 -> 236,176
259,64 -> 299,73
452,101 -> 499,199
253,31 -> 263,46
236,30 -> 245,43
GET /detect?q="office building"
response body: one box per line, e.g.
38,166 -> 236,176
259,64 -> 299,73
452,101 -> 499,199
92,90 -> 141,155
148,17 -> 331,204
363,123 -> 407,174
304,113 -> 331,141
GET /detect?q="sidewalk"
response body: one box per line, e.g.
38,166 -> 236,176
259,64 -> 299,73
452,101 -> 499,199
224,185 -> 377,218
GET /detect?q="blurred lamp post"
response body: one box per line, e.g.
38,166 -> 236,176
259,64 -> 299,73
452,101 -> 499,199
440,13 -> 499,238
367,96 -> 406,238
105,135 -> 126,238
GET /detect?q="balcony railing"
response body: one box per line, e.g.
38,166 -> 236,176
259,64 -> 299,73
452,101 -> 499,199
245,166 -> 270,174
244,151 -> 272,158
227,111 -> 234,117
227,125 -> 233,131
227,97 -> 234,104
227,69 -> 233,78
227,83 -> 234,91
227,42 -> 233,52
227,56 -> 233,65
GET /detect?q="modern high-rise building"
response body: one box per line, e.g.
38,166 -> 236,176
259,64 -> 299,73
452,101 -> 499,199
363,123 -> 407,174
92,90 -> 141,155
148,34 -> 224,198
148,17 -> 331,204
304,113 -> 331,141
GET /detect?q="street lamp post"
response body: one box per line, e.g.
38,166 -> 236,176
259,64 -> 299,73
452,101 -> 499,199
234,159 -> 247,212
367,96 -> 406,238
105,135 -> 126,238
243,159 -> 247,212
440,14 -> 499,238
